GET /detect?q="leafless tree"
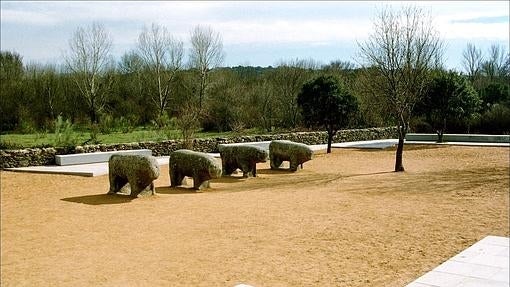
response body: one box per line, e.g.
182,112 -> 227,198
64,23 -> 113,124
271,58 -> 317,128
482,44 -> 507,81
462,43 -> 483,83
358,6 -> 443,172
138,23 -> 184,117
189,25 -> 225,109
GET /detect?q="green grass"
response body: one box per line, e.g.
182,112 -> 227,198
0,128 -> 267,149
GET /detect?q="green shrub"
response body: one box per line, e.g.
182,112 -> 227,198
98,113 -> 115,134
53,115 -> 77,147
0,139 -> 24,150
477,104 -> 510,134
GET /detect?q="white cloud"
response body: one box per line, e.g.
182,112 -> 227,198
1,1 -> 508,67
0,9 -> 58,25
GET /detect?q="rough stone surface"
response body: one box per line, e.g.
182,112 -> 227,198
107,154 -> 160,198
169,149 -> 222,190
0,127 -> 398,169
218,144 -> 268,177
269,140 -> 314,171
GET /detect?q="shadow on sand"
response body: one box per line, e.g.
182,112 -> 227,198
155,186 -> 199,194
256,168 -> 301,175
61,193 -> 134,205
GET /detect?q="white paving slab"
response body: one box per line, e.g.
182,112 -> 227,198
220,141 -> 327,151
407,236 -> 510,287
5,156 -> 170,177
55,149 -> 152,166
332,139 -> 398,149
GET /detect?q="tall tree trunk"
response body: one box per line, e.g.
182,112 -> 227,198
437,130 -> 444,143
437,117 -> 447,143
394,124 -> 406,172
90,98 -> 98,124
327,130 -> 333,154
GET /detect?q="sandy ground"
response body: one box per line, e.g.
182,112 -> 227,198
1,145 -> 509,287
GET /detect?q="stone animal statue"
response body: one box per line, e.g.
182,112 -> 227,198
169,149 -> 222,190
269,140 -> 313,171
218,144 -> 268,177
108,154 -> 160,198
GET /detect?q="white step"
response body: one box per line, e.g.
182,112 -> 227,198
55,149 -> 152,166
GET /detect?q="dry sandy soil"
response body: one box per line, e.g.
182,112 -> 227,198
1,145 -> 509,287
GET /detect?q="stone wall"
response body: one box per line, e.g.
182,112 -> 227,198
1,127 -> 397,169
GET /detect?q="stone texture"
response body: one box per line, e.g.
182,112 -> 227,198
107,154 -> 160,198
169,149 -> 222,190
0,127 -> 398,169
218,144 -> 268,177
269,140 -> 314,171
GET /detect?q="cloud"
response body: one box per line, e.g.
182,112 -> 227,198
451,15 -> 509,24
1,1 -> 509,68
0,9 -> 58,26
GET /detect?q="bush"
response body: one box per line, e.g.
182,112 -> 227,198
0,139 -> 24,150
98,113 -> 115,134
53,115 -> 77,147
476,104 -> 510,134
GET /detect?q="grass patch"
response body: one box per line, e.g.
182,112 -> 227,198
0,128 -> 267,149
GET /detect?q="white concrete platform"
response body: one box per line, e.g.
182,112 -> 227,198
55,149 -> 152,166
407,133 -> 510,143
220,141 -> 328,152
332,139 -> 398,149
332,139 -> 509,149
406,236 -> 510,287
5,156 -> 170,177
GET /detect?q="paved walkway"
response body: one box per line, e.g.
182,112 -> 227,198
406,236 -> 509,287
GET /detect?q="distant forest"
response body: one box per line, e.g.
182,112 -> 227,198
1,23 -> 509,138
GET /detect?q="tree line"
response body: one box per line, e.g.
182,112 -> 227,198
1,13 -> 509,147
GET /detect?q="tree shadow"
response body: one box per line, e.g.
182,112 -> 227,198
256,168 -> 298,175
213,176 -> 248,183
155,186 -> 199,194
61,193 -> 134,205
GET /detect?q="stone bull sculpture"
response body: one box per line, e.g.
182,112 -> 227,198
169,149 -> 222,190
269,140 -> 313,171
218,144 -> 268,177
107,154 -> 160,198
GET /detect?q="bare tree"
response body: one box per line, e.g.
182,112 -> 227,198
358,6 -> 443,172
64,23 -> 113,124
189,25 -> 225,109
482,44 -> 507,81
462,43 -> 484,83
271,58 -> 317,128
138,23 -> 184,117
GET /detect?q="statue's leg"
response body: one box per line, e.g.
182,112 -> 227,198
270,156 -> 282,170
170,170 -> 184,187
289,157 -> 299,171
193,174 -> 202,190
223,162 -> 235,176
129,177 -> 141,198
198,180 -> 210,190
251,162 -> 257,177
222,161 -> 228,176
107,173 -> 117,194
240,162 -> 250,178
135,181 -> 156,197
108,175 -> 127,194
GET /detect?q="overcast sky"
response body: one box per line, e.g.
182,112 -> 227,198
1,1 -> 508,70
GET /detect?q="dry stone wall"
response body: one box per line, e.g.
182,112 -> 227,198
1,127 -> 397,169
